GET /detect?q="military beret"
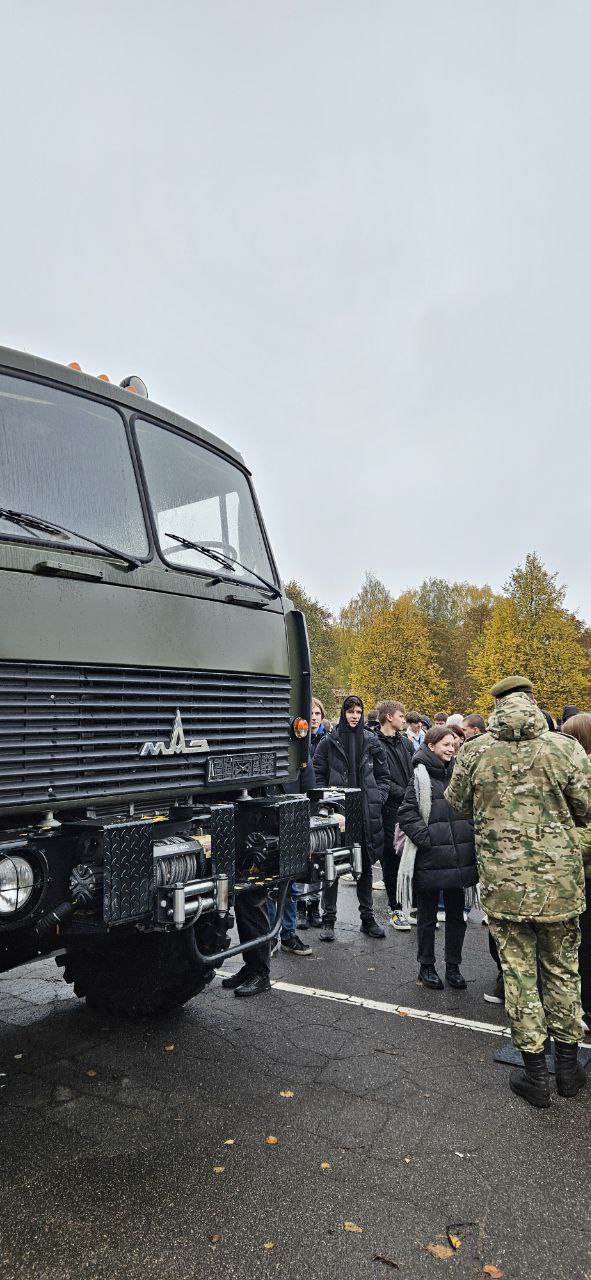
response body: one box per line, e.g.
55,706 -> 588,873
490,674 -> 533,698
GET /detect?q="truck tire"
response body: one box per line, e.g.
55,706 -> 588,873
55,914 -> 231,1019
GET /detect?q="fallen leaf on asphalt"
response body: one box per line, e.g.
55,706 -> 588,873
448,1233 -> 462,1250
164,1044 -> 175,1052
265,1135 -> 279,1144
263,1241 -> 274,1250
482,1268 -> 505,1278
14,1054 -> 23,1060
373,1254 -> 400,1269
86,1070 -> 97,1078
320,1162 -> 330,1170
213,1166 -> 225,1174
343,1221 -> 363,1233
223,1138 -> 235,1145
403,1156 -> 412,1164
424,1242 -> 454,1259
209,1235 -> 222,1244
279,1090 -> 294,1098
397,1010 -> 408,1018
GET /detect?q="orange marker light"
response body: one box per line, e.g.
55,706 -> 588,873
292,718 -> 309,739
68,361 -> 82,370
97,374 -> 110,382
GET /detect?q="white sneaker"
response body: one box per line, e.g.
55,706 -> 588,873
436,910 -> 446,922
389,911 -> 412,931
340,873 -> 355,884
373,879 -> 386,891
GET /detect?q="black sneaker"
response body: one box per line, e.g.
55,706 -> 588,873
281,934 -> 313,956
360,918 -> 386,939
484,973 -> 505,1005
320,921 -> 335,942
221,966 -> 249,990
296,908 -> 310,931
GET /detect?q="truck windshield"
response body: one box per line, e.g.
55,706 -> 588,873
0,375 -> 149,558
135,418 -> 278,589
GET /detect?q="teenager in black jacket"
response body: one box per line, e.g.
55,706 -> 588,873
313,695 -> 390,941
376,700 -> 413,929
397,726 -> 477,990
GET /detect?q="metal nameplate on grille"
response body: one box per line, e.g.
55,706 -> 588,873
207,752 -> 277,783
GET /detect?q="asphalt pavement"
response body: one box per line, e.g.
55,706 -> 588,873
1,882 -> 590,1280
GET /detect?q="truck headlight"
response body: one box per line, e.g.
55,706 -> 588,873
0,855 -> 35,915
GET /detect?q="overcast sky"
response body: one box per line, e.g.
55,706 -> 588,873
2,1 -> 590,620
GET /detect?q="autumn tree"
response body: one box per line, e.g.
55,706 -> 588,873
350,592 -> 448,711
468,553 -> 590,717
336,572 -> 393,692
284,580 -> 339,713
413,578 -> 495,710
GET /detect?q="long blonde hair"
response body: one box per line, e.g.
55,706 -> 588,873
562,712 -> 591,756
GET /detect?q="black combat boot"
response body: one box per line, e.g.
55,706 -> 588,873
307,900 -> 322,928
445,964 -> 467,990
418,964 -> 444,990
360,918 -> 386,939
296,902 -> 309,931
510,1051 -> 551,1108
554,1041 -> 587,1098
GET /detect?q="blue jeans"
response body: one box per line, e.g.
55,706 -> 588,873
268,885 -> 298,940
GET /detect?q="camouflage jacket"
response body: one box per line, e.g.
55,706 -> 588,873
444,694 -> 591,921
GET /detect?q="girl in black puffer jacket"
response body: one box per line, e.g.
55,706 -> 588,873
397,726 -> 477,991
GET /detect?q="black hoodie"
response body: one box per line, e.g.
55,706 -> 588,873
313,696 -> 390,863
337,697 -> 366,787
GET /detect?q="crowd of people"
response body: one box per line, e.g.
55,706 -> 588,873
224,678 -> 591,1109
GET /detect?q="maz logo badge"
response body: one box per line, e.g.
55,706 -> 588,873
139,709 -> 209,757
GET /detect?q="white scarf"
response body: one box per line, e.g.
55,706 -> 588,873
396,763 -> 431,917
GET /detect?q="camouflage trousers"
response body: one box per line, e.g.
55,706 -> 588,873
488,916 -> 582,1054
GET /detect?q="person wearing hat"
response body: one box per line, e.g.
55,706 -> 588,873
445,675 -> 591,1108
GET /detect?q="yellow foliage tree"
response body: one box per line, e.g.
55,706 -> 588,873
468,554 -> 590,718
350,593 -> 448,711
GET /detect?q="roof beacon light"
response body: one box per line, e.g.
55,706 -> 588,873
68,361 -> 82,370
97,374 -> 110,382
120,375 -> 148,399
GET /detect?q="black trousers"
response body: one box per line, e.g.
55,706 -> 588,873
416,887 -> 466,967
580,876 -> 591,1020
234,887 -> 270,978
322,846 -> 374,924
381,845 -> 401,912
488,927 -> 501,973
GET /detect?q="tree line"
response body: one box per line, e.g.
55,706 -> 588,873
285,553 -> 591,720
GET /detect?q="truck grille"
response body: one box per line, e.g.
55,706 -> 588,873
0,662 -> 291,810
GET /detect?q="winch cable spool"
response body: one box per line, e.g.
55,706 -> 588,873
153,836 -> 205,888
309,816 -> 340,855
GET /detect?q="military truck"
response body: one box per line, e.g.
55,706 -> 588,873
0,348 -> 362,1016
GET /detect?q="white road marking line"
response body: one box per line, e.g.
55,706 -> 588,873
216,970 -> 591,1046
269,979 -> 513,1038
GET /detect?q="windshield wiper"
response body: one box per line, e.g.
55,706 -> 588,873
0,508 -> 141,570
164,532 -> 281,598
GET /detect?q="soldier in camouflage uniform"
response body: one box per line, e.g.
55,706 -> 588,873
445,675 -> 591,1107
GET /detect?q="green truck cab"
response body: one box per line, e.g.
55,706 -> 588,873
0,349 -> 362,1016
